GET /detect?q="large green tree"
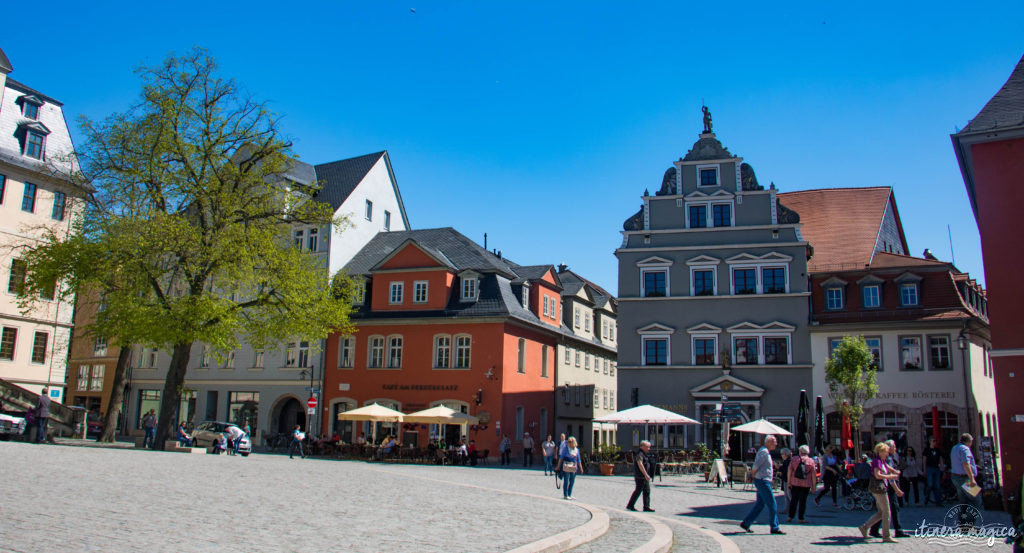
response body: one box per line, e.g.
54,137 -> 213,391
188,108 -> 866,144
21,49 -> 354,449
824,336 -> 879,454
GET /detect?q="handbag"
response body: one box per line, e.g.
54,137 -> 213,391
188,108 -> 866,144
562,461 -> 577,473
869,476 -> 887,494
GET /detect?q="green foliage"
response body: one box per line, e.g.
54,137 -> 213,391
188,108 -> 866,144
695,442 -> 715,463
824,336 -> 879,432
593,443 -> 622,463
18,48 -> 355,446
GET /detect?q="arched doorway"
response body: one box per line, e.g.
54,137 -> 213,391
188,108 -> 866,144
274,397 -> 306,435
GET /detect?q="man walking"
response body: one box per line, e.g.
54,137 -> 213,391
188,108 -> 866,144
626,440 -> 656,512
522,432 -> 534,467
950,433 -> 982,529
740,435 -> 785,535
141,409 -> 157,448
499,434 -> 511,465
923,436 -> 945,506
35,388 -> 51,444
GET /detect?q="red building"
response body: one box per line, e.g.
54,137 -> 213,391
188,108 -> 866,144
953,54 -> 1024,489
322,228 -> 563,459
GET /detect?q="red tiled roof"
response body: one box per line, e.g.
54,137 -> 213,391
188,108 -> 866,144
779,187 -> 901,272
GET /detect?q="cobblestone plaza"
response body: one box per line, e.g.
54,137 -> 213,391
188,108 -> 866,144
0,442 -> 1012,552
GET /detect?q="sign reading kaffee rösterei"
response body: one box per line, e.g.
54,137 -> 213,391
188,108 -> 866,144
827,391 -> 956,401
382,384 -> 458,391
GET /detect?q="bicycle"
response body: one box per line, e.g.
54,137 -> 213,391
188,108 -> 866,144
842,488 -> 876,511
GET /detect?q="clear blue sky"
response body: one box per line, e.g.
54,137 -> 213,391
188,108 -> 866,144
5,2 -> 1022,293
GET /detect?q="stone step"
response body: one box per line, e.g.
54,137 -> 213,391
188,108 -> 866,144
566,509 -> 671,553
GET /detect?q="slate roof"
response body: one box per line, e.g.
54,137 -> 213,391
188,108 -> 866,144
5,78 -> 63,106
312,151 -> 386,211
778,187 -> 904,272
957,54 -> 1024,135
344,227 -> 519,278
0,47 -> 12,74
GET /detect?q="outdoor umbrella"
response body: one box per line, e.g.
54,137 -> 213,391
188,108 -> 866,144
730,419 -> 794,436
337,403 -> 405,444
593,404 -> 699,445
841,403 -> 854,452
813,395 -> 826,454
404,406 -> 480,442
932,405 -> 942,446
796,389 -> 811,448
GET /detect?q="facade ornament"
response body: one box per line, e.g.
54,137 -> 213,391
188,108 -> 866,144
702,105 -> 713,134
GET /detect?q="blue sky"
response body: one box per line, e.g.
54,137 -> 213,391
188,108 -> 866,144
4,2 -> 1022,293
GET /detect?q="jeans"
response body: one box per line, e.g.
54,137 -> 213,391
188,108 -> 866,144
951,474 -> 983,527
36,417 -> 49,443
233,434 -> 245,455
143,427 -> 156,448
862,491 -> 892,539
563,470 -> 577,498
289,439 -> 305,458
741,479 -> 780,531
789,486 -> 810,520
627,477 -> 651,509
816,470 -> 839,504
544,455 -> 554,474
523,449 -> 533,466
925,467 -> 943,504
908,476 -> 925,503
501,450 -> 511,465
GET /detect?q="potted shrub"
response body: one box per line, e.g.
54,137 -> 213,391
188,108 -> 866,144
593,443 -> 622,476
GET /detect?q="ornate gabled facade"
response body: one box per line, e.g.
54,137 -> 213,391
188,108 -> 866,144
615,115 -> 811,455
0,48 -> 83,404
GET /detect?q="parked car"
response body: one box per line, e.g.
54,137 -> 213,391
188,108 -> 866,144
0,413 -> 27,440
86,412 -> 104,438
191,421 -> 252,456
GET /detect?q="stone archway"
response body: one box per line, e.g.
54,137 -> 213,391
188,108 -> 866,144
271,395 -> 306,435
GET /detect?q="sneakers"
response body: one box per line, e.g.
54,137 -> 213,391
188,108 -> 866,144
739,523 -> 753,533
770,529 -> 786,535
643,508 -> 656,512
894,531 -> 909,538
626,506 -> 638,511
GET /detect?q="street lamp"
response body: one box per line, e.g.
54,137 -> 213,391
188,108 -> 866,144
958,327 -> 975,436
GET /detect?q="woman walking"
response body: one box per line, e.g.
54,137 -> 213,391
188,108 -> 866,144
778,448 -> 793,512
787,445 -> 818,523
557,436 -> 583,500
814,445 -> 841,508
903,447 -> 925,505
859,442 -> 903,543
542,435 -> 556,476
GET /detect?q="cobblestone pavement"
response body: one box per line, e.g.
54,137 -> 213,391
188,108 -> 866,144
0,442 -> 1015,553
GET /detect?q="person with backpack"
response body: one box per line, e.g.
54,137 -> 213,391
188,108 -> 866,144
787,445 -> 818,523
778,448 -> 793,512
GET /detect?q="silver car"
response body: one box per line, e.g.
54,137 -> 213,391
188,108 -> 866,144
191,421 -> 252,456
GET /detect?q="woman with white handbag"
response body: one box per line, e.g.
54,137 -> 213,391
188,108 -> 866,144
556,436 -> 583,500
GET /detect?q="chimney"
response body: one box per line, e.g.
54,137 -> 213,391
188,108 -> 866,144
557,263 -> 567,273
923,248 -> 938,260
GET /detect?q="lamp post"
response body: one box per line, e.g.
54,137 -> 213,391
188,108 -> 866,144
958,327 -> 975,436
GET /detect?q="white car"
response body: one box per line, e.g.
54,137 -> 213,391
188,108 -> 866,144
191,421 -> 252,456
0,413 -> 26,439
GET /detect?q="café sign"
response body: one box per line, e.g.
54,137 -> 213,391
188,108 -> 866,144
382,384 -> 458,391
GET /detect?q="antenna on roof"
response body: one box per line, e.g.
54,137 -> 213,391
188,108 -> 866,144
484,232 -> 487,251
947,224 -> 956,267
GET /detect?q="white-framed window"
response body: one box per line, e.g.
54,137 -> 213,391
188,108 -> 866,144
603,358 -> 609,375
200,344 -> 212,367
541,347 -> 548,378
225,350 -> 236,369
686,200 -> 734,228
454,335 -> 471,368
434,335 -> 451,368
585,313 -> 591,332
94,337 -> 108,357
642,336 -> 669,366
368,336 -> 385,368
364,199 -> 373,221
730,264 -> 789,295
610,362 -> 616,377
297,341 -> 310,367
564,346 -> 571,363
352,280 -> 366,305
413,281 -> 428,303
461,276 -> 479,302
141,348 -> 157,368
864,337 -> 882,371
862,284 -> 881,308
307,227 -> 318,252
521,284 -> 530,310
899,283 -> 919,306
77,365 -> 89,391
929,335 -> 951,370
825,287 -> 844,310
90,364 -> 104,391
293,228 -> 304,249
254,349 -> 264,368
731,267 -> 757,295
386,336 -> 402,368
389,281 -> 403,304
337,337 -> 353,368
692,335 -> 718,365
697,164 -> 720,187
585,354 -> 591,370
30,331 -> 48,364
1,327 -> 18,361
517,337 -> 526,373
575,351 -> 581,367
763,336 -> 789,364
690,265 -> 717,296
761,266 -> 787,294
21,98 -> 40,119
899,335 -> 922,370
574,308 -> 581,328
731,334 -> 791,365
550,298 -> 557,319
602,389 -> 608,409
384,210 -> 391,231
542,295 -> 549,316
602,321 -> 608,339
641,268 -> 668,297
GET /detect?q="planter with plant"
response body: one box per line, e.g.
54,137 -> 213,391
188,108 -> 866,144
593,443 -> 622,476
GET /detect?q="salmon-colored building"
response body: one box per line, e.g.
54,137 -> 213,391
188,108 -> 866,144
322,227 -> 566,459
953,54 -> 1024,491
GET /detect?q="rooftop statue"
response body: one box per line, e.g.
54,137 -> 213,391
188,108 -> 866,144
702,105 -> 713,134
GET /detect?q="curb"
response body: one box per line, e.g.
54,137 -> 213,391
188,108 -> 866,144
648,513 -> 740,553
506,505 -> 609,553
617,510 -> 673,553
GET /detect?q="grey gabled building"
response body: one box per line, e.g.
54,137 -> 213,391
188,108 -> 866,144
615,119 -> 811,456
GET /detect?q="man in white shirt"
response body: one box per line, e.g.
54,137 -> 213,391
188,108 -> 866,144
225,424 -> 246,456
522,432 -> 535,467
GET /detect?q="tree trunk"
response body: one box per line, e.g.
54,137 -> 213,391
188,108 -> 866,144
97,346 -> 133,443
153,342 -> 193,451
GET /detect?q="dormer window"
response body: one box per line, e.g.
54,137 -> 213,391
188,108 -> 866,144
352,280 -> 366,305
899,283 -> 919,306
862,284 -> 881,308
825,287 -> 844,310
19,95 -> 43,120
523,284 -> 531,310
25,131 -> 45,159
460,275 -> 479,302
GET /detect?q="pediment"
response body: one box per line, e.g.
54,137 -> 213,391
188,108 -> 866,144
18,120 -> 50,135
18,94 -> 44,106
373,240 -> 452,271
636,256 -> 673,267
895,271 -> 923,283
726,320 -> 796,333
690,374 -> 765,397
725,251 -> 793,264
685,255 -> 721,266
684,189 -> 735,200
687,322 -> 722,334
821,276 -> 848,287
637,323 -> 675,335
857,274 -> 885,285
